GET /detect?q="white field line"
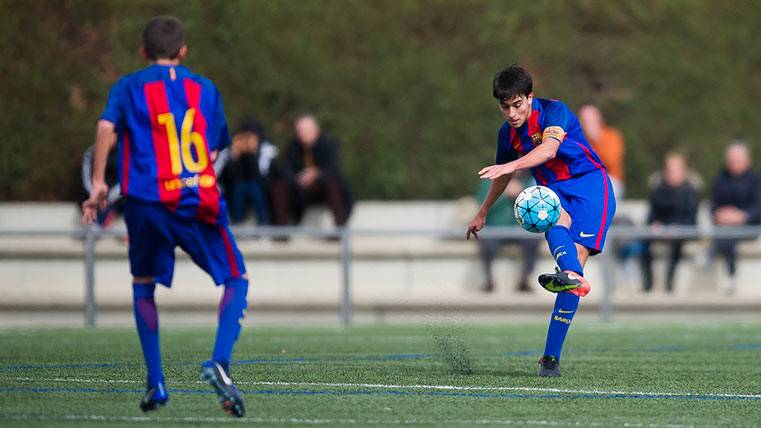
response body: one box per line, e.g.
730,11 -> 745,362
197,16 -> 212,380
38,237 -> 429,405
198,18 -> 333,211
0,413 -> 698,427
9,376 -> 761,400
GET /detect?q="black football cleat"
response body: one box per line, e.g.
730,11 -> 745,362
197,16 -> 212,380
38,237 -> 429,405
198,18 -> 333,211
139,382 -> 168,412
200,360 -> 245,417
538,355 -> 561,377
538,268 -> 591,297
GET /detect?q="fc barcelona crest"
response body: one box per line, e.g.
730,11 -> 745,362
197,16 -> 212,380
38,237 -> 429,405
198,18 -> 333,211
531,132 -> 542,144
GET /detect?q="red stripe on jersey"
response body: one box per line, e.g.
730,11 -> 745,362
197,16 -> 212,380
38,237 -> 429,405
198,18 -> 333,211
144,81 -> 180,211
533,110 -> 571,181
545,156 -> 572,181
219,225 -> 240,278
533,168 -> 548,185
510,127 -> 523,153
527,111 -> 541,146
121,131 -> 131,195
576,142 -> 609,250
184,78 -> 220,224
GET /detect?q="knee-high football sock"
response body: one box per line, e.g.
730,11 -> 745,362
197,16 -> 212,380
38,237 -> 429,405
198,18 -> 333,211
545,226 -> 583,275
543,226 -> 583,360
212,278 -> 249,373
133,283 -> 164,387
543,292 -> 580,360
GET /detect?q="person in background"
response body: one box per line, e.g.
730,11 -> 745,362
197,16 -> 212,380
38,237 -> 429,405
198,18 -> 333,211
218,120 -> 278,225
710,141 -> 761,294
579,104 -> 625,203
272,114 -> 352,227
81,144 -> 124,227
640,152 -> 701,293
475,171 -> 538,293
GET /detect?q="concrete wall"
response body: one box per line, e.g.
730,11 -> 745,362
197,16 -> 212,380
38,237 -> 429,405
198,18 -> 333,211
2,201 -> 761,313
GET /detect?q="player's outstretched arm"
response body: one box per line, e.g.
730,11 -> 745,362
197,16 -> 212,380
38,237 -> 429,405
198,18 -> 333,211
467,174 -> 511,240
479,127 -> 565,180
81,120 -> 117,224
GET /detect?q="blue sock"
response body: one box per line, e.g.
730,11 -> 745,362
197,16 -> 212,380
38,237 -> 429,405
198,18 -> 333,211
212,279 -> 249,373
132,283 -> 164,387
543,226 -> 583,361
545,226 -> 583,275
543,292 -> 580,360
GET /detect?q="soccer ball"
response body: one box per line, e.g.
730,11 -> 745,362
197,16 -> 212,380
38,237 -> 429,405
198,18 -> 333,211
514,185 -> 561,233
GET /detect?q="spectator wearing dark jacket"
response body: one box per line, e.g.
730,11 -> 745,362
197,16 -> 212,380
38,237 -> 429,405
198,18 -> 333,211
218,120 -> 279,224
640,152 -> 701,293
710,141 -> 761,294
272,114 -> 352,226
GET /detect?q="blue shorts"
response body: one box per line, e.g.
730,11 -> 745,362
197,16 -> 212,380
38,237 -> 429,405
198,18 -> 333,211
547,170 -> 616,254
124,198 -> 247,287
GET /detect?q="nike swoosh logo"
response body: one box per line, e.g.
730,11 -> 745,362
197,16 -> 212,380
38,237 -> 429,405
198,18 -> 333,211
558,309 -> 575,314
579,232 -> 596,238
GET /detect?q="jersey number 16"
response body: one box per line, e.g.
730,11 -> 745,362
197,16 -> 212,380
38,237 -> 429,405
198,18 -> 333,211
157,108 -> 208,175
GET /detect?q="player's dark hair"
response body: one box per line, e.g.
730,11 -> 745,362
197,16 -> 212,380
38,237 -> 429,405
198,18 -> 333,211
235,118 -> 267,140
142,16 -> 185,60
492,64 -> 533,102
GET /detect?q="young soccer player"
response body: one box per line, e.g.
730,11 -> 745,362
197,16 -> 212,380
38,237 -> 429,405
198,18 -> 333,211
82,16 -> 248,416
466,65 -> 616,377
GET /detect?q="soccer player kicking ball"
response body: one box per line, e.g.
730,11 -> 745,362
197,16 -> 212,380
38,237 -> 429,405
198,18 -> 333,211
467,65 -> 615,377
82,16 -> 248,416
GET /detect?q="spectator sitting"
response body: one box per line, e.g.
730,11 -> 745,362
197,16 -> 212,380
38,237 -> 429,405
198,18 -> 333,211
710,141 -> 761,294
579,104 -> 625,204
272,114 -> 353,227
81,144 -> 124,228
475,172 -> 538,293
218,120 -> 278,225
640,152 -> 701,293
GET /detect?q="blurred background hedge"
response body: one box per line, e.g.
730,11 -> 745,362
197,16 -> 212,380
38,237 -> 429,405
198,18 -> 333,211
2,0 -> 760,201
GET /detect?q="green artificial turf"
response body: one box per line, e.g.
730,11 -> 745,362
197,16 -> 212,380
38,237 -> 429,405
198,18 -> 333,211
1,321 -> 760,427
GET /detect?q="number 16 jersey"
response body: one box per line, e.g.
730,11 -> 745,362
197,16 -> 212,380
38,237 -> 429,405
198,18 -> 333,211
100,64 -> 230,225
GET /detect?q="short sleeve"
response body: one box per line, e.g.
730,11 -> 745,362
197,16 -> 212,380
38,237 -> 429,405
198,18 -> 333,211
541,100 -> 571,131
495,124 -> 518,164
99,78 -> 127,127
208,86 -> 231,151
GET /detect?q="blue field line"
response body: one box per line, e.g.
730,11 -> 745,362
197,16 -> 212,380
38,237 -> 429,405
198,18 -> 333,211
351,353 -> 433,361
732,343 -> 761,350
1,385 -> 759,402
0,362 -> 128,372
0,353 -> 434,373
1,343 -> 755,374
502,350 -> 539,357
641,345 -> 686,353
233,357 -> 308,365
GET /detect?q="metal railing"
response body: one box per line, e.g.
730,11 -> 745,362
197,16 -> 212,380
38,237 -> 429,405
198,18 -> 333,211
1,224 -> 761,326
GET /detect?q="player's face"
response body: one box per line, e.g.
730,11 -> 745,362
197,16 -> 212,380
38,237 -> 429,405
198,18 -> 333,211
499,94 -> 533,128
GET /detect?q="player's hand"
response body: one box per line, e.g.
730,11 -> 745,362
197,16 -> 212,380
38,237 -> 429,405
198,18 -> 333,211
81,180 -> 108,224
466,215 -> 485,240
479,163 -> 515,180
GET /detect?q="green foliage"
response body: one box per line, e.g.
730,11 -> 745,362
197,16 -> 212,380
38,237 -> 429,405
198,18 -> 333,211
2,0 -> 761,200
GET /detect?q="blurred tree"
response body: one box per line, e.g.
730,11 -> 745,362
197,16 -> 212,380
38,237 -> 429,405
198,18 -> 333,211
1,0 -> 760,200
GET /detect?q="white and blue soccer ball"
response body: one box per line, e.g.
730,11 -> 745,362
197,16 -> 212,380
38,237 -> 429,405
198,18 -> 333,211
514,185 -> 561,233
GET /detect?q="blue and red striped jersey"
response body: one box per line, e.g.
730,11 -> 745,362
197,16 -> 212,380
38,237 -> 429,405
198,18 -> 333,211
495,98 -> 606,186
100,64 -> 231,224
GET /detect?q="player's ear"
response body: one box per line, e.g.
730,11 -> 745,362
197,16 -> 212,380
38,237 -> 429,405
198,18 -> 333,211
139,45 -> 150,61
527,92 -> 534,103
177,45 -> 188,61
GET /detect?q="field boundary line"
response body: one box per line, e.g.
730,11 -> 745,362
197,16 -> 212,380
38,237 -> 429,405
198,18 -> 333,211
0,413 -> 699,427
10,376 -> 761,400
